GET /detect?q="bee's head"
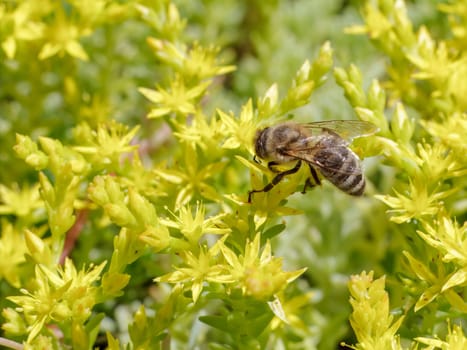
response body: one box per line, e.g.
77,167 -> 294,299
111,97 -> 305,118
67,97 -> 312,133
253,127 -> 270,159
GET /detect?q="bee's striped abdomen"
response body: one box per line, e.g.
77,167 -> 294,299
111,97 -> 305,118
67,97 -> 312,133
315,147 -> 365,196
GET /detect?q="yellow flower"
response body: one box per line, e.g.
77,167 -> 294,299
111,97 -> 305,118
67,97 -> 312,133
418,215 -> 467,266
0,221 -> 27,287
347,271 -> 405,349
218,99 -> 258,153
416,323 -> 467,349
268,292 -> 314,332
220,234 -> 306,300
155,244 -> 234,302
421,113 -> 467,163
73,121 -> 139,168
160,201 -> 231,245
375,180 -> 457,224
7,259 -> 106,342
38,7 -> 89,60
0,1 -> 45,58
403,251 -> 445,311
173,113 -> 227,158
0,183 -> 43,219
415,142 -> 466,183
139,75 -> 210,118
154,144 -> 225,207
183,43 -> 235,80
147,39 -> 235,81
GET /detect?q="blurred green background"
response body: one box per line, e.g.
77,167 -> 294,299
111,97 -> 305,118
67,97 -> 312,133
0,0 -> 453,348
0,0 -> 445,185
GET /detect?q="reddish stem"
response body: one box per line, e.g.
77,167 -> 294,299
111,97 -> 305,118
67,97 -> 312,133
59,209 -> 88,265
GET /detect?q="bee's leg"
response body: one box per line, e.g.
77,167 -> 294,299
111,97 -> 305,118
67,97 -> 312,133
302,164 -> 321,193
253,155 -> 261,164
302,178 -> 314,194
309,164 -> 321,185
267,161 -> 281,173
248,161 -> 302,203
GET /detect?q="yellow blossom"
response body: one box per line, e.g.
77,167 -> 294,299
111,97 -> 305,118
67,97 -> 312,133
416,323 -> 467,349
268,292 -> 314,332
73,121 -> 139,167
0,183 -> 43,219
375,180 -> 457,224
0,1 -> 46,58
218,99 -> 258,153
346,271 -> 405,349
0,221 -> 27,287
418,215 -> 467,266
154,144 -> 225,207
220,234 -> 306,300
155,244 -> 234,303
38,7 -> 89,60
7,259 -> 106,342
139,75 -> 210,118
147,39 -> 235,81
160,202 -> 231,245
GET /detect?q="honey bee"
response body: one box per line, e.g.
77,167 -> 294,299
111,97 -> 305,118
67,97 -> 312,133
248,120 -> 378,202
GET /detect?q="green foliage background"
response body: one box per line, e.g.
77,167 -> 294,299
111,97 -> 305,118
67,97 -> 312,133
0,0 -> 466,349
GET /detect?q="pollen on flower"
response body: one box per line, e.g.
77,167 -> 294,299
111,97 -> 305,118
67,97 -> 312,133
244,266 -> 278,299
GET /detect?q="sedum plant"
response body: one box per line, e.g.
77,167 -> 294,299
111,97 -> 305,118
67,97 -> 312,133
0,0 -> 466,349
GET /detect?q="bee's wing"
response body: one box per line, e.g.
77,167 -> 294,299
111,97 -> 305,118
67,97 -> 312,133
283,142 -> 360,175
302,120 -> 379,141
